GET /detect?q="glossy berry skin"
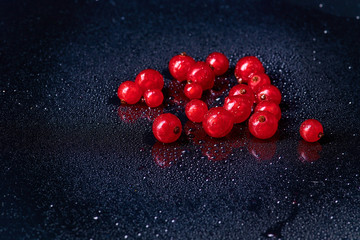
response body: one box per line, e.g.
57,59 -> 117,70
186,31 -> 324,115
202,107 -> 234,138
184,82 -> 203,99
187,61 -> 215,90
254,101 -> 281,121
235,56 -> 264,83
248,111 -> 278,139
117,81 -> 142,104
205,52 -> 229,76
185,99 -> 208,123
144,89 -> 164,108
300,119 -> 324,142
228,84 -> 255,103
169,53 -> 196,81
152,113 -> 182,143
248,73 -> 271,92
255,84 -> 282,104
135,69 -> 164,93
223,96 -> 252,124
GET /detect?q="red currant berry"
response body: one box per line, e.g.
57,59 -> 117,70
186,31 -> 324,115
185,99 -> 208,123
202,107 -> 234,138
184,82 -> 203,99
234,56 -> 264,83
223,96 -> 252,124
143,89 -> 164,108
248,73 -> 271,92
299,119 -> 324,142
187,61 -> 215,90
228,84 -> 255,103
205,52 -> 229,76
255,84 -> 282,104
117,81 -> 142,104
169,53 -> 196,81
152,113 -> 182,143
135,69 -> 164,93
254,101 -> 281,121
248,111 -> 278,139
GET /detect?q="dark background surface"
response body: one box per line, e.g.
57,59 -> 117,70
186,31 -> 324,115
1,0 -> 360,239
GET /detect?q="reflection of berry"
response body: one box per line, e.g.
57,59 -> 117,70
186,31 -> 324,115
144,89 -> 164,108
300,119 -> 324,142
209,75 -> 231,98
223,96 -> 252,124
169,53 -> 196,82
247,135 -> 277,161
185,99 -> 208,123
201,137 -> 231,161
152,113 -> 182,143
235,56 -> 264,83
117,104 -> 145,123
255,84 -> 281,104
183,121 -> 207,145
203,107 -> 234,138
166,80 -> 188,107
187,62 -> 215,90
135,69 -> 164,93
184,82 -> 203,99
205,52 -> 229,76
249,111 -> 278,139
297,140 -> 322,162
117,81 -> 142,104
229,84 -> 255,104
143,105 -> 164,121
254,101 -> 281,121
151,141 -> 183,168
248,73 -> 271,92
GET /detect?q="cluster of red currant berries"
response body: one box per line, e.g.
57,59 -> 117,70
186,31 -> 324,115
117,53 -> 324,144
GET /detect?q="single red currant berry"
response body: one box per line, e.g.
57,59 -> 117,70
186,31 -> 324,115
254,101 -> 281,121
228,84 -> 255,103
202,107 -> 234,138
169,53 -> 196,81
248,111 -> 278,139
248,73 -> 271,92
187,61 -> 215,90
184,82 -> 203,99
135,69 -> 164,93
223,96 -> 252,124
205,52 -> 229,76
299,119 -> 324,142
255,84 -> 282,104
152,113 -> 182,143
234,56 -> 265,83
143,89 -> 164,108
185,99 -> 208,123
117,81 -> 142,104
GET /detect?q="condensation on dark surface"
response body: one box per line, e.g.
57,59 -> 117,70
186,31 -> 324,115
0,0 -> 359,239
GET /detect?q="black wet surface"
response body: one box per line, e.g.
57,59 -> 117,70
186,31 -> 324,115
1,0 -> 360,239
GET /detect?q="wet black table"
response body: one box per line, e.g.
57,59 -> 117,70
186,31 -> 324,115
1,0 -> 359,239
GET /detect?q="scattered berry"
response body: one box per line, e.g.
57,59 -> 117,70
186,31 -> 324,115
248,73 -> 271,92
185,99 -> 208,123
135,69 -> 164,93
187,61 -> 215,90
169,53 -> 196,81
223,96 -> 252,124
117,81 -> 142,104
254,101 -> 281,121
300,119 -> 324,142
203,107 -> 234,138
228,84 -> 255,103
144,89 -> 164,108
152,113 -> 182,143
184,82 -> 203,99
248,111 -> 278,139
255,84 -> 282,104
205,52 -> 229,76
235,56 -> 264,83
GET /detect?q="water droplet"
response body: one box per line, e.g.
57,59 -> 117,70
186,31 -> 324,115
324,30 -> 328,34
319,3 -> 323,8
93,216 -> 98,220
